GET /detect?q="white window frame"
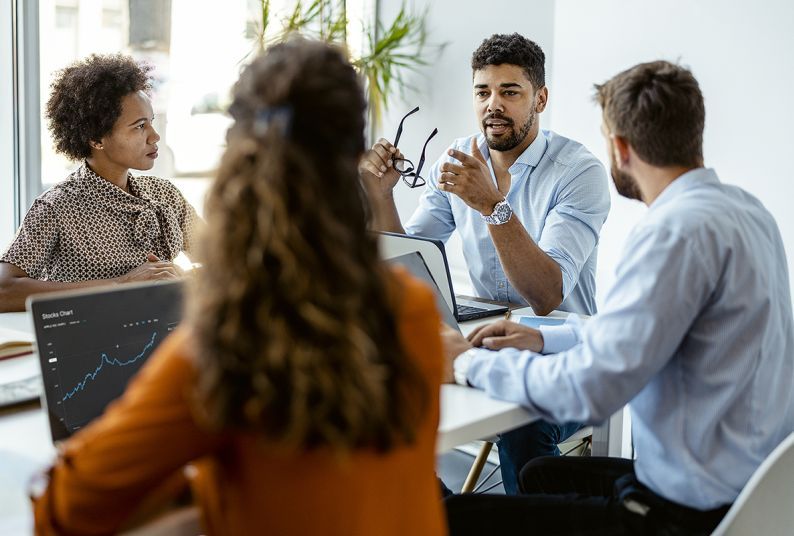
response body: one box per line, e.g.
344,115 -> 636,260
1,0 -> 41,247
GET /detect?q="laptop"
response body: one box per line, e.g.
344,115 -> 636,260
377,231 -> 508,322
27,281 -> 183,442
386,252 -> 461,332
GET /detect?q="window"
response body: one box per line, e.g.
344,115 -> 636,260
27,1 -> 372,226
0,0 -> 15,246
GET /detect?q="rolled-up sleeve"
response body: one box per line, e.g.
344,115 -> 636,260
538,160 -> 610,302
1,199 -> 60,279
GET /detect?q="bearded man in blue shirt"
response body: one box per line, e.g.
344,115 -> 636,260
442,60 -> 794,535
360,33 -> 611,495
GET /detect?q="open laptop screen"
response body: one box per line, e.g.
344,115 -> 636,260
386,252 -> 460,332
28,281 -> 183,442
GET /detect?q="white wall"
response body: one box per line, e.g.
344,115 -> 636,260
549,0 -> 794,307
376,0 -> 556,294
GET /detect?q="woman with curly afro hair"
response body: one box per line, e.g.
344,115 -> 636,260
0,53 -> 200,311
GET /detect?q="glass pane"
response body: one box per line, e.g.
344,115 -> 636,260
37,0 -> 259,214
38,0 -> 372,216
0,0 -> 15,246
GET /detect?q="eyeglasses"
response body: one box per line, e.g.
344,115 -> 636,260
393,106 -> 438,189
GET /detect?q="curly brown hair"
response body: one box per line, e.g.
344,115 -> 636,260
45,53 -> 152,160
189,38 -> 427,451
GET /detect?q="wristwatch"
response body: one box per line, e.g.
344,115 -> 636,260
482,198 -> 513,225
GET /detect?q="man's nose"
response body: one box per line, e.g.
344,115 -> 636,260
487,94 -> 504,114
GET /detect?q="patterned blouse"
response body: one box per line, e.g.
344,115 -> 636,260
1,163 -> 200,282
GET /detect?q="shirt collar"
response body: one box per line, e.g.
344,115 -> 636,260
479,129 -> 549,172
78,162 -> 149,202
649,167 -> 720,210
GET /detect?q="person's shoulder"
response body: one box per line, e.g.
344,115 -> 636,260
137,326 -> 197,383
542,130 -> 602,170
387,265 -> 437,319
35,171 -> 84,208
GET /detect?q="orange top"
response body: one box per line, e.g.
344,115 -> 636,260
33,269 -> 446,535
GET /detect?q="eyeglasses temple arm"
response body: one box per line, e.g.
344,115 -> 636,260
393,106 -> 420,147
414,128 -> 439,177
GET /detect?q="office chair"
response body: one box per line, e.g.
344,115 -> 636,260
711,431 -> 794,535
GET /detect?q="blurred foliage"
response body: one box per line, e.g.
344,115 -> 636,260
247,0 -> 438,136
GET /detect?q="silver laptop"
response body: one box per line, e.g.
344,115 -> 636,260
377,231 -> 508,322
27,281 -> 183,442
386,251 -> 461,332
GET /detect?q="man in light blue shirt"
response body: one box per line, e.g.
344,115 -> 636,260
443,61 -> 794,535
360,33 -> 610,494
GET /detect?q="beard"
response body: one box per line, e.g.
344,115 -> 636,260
609,151 -> 643,201
482,111 -> 534,152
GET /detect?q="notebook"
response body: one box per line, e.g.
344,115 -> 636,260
0,326 -> 34,360
377,231 -> 508,322
27,281 -> 183,442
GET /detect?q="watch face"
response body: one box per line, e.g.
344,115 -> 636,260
495,202 -> 511,222
483,199 -> 512,225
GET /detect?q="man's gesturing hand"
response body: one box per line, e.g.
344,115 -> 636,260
439,137 -> 503,215
467,319 -> 544,352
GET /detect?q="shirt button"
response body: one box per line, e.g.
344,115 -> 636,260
498,282 -> 505,289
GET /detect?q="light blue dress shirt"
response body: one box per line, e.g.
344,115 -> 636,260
404,130 -> 610,315
465,168 -> 794,509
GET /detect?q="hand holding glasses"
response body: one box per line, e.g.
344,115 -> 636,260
392,106 -> 438,189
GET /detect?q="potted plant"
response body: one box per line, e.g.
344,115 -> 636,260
247,0 -> 439,140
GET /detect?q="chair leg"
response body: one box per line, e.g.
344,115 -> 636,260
461,441 -> 494,493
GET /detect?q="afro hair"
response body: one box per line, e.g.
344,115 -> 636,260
45,53 -> 152,160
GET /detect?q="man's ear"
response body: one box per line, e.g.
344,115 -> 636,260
535,86 -> 548,113
89,140 -> 104,150
612,135 -> 631,167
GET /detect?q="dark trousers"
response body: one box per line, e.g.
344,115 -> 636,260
497,420 -> 584,494
445,457 -> 730,535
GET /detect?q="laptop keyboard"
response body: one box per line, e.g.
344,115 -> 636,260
456,304 -> 502,322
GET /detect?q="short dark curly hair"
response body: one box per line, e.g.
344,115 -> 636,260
45,53 -> 152,160
471,33 -> 545,89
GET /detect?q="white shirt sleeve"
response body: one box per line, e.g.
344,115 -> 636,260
538,316 -> 582,354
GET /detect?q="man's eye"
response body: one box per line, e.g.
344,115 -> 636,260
476,91 -> 488,97
505,91 -> 517,96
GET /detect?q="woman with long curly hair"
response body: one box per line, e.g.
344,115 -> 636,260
32,39 -> 446,535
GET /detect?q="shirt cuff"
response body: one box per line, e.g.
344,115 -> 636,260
538,324 -> 580,354
453,348 -> 479,386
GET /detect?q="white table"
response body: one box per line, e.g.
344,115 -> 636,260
0,311 -> 31,333
0,307 -> 625,532
0,309 -> 536,532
